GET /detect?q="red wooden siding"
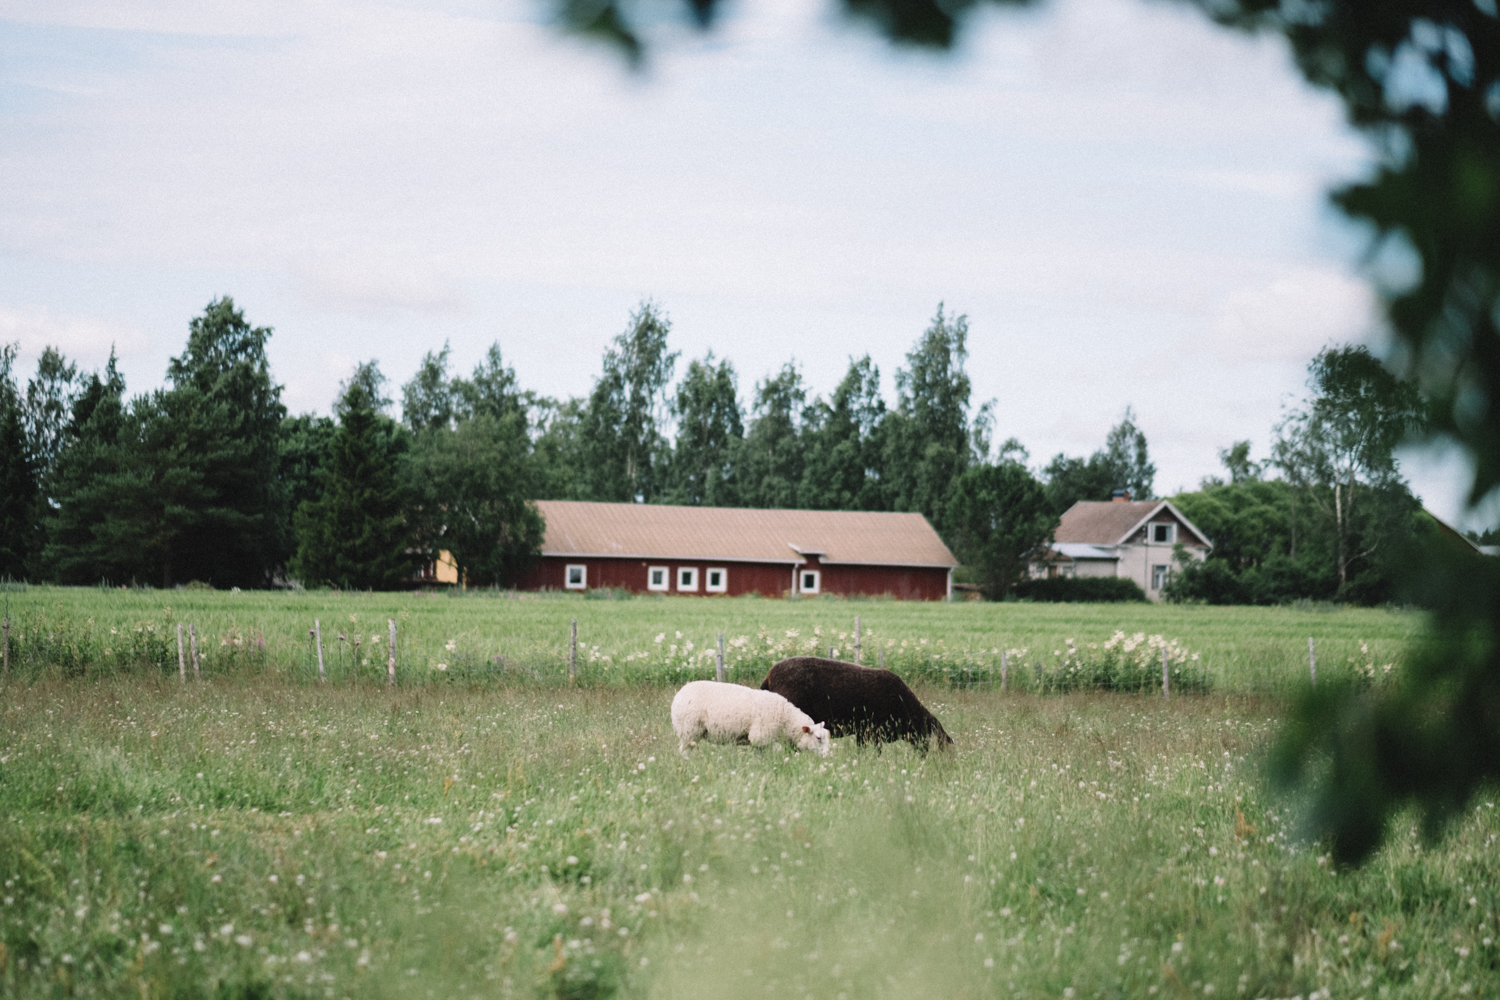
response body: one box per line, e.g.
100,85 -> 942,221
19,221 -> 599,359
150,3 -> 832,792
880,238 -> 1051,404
517,556 -> 949,600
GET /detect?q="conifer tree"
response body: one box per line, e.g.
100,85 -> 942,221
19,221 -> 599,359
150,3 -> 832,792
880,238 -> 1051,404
0,343 -> 38,579
291,380 -> 412,590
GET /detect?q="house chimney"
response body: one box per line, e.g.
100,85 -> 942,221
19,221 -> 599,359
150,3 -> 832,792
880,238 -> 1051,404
1111,490 -> 1130,503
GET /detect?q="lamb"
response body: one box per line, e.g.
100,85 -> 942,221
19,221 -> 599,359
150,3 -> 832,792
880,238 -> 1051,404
760,656 -> 953,751
670,680 -> 831,757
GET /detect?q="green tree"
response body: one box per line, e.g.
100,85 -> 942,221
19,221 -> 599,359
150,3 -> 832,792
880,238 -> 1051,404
0,343 -> 39,579
530,396 -> 590,500
405,413 -> 545,586
22,346 -> 79,496
1272,345 -> 1426,595
291,380 -> 412,590
738,361 -> 808,509
1043,407 -> 1156,512
944,459 -> 1057,599
800,355 -> 887,511
401,342 -> 456,434
162,297 -> 290,587
279,414 -> 337,528
453,343 -> 527,423
664,351 -> 743,506
579,301 -> 679,502
883,305 -> 979,528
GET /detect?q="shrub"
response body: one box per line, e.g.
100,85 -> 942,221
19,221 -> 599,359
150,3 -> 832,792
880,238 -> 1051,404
1013,577 -> 1148,603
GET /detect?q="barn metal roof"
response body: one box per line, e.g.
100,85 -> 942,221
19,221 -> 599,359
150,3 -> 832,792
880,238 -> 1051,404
533,500 -> 958,567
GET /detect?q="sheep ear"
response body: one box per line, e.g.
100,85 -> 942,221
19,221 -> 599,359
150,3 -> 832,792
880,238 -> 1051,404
802,726 -> 810,733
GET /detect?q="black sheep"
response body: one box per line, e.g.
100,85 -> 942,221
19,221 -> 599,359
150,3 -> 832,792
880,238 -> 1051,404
760,657 -> 953,750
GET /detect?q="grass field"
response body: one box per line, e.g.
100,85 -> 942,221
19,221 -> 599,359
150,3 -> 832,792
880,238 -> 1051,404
0,586 -> 1424,694
1,589 -> 1495,999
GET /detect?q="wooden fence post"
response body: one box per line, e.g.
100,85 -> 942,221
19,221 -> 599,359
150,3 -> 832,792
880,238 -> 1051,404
854,616 -> 861,665
716,632 -> 725,682
1162,646 -> 1170,701
177,623 -> 185,683
1000,650 -> 1008,694
569,618 -> 577,682
314,619 -> 325,683
387,619 -> 396,689
1308,637 -> 1316,687
189,624 -> 200,680
877,648 -> 884,670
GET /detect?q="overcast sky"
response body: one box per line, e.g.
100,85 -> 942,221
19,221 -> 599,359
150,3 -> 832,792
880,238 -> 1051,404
1,0 -> 1489,525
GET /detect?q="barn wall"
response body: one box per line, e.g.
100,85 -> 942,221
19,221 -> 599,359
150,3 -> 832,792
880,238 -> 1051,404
517,556 -> 949,600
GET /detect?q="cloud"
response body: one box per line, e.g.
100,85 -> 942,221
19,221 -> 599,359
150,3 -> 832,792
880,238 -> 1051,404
1205,269 -> 1379,365
292,261 -> 469,318
0,305 -> 150,366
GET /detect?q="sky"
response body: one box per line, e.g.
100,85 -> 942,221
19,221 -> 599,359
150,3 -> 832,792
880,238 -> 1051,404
1,0 -> 1491,526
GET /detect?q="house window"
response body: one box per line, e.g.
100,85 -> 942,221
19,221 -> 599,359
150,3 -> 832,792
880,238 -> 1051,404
1152,523 -> 1175,544
647,566 -> 669,591
705,567 -> 727,593
800,569 -> 821,595
565,564 -> 586,589
1152,564 -> 1169,590
677,567 -> 698,592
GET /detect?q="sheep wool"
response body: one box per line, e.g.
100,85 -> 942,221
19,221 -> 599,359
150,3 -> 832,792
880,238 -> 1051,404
671,680 -> 831,757
761,656 -> 953,751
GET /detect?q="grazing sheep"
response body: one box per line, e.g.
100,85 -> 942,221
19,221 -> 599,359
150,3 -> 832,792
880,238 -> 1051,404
761,657 -> 953,751
671,680 -> 831,757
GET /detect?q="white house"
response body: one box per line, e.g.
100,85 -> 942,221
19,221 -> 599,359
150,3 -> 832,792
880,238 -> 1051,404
1031,497 -> 1213,601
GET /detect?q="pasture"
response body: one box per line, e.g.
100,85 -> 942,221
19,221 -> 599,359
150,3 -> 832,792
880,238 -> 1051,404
1,589 -> 1495,998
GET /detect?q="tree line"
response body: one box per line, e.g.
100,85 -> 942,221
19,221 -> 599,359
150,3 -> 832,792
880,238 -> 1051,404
0,297 -> 1443,602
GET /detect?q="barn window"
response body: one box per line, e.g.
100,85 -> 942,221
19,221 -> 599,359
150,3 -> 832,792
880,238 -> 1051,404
1151,523 -> 1175,544
705,567 -> 727,593
677,567 -> 698,592
1152,564 -> 1169,590
565,564 -> 587,589
647,566 -> 669,591
800,569 -> 820,595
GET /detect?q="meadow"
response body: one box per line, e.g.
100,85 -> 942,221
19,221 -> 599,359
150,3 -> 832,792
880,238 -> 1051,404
1,588 -> 1495,999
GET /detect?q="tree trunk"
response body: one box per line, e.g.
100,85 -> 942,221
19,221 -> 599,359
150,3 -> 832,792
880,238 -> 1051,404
1334,480 -> 1347,587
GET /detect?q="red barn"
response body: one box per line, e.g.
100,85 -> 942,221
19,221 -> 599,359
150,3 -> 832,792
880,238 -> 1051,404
516,500 -> 958,600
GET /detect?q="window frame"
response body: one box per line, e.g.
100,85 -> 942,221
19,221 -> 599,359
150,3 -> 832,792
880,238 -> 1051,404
677,567 -> 699,592
705,567 -> 727,593
647,566 -> 669,592
1151,564 -> 1169,590
1151,523 -> 1176,544
799,569 -> 821,595
564,563 -> 587,590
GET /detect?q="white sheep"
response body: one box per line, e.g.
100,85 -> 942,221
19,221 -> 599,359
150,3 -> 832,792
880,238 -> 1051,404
670,680 -> 831,757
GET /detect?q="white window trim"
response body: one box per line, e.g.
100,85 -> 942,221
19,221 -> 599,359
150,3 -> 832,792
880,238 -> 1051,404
677,567 -> 699,592
564,563 -> 587,590
705,567 -> 728,593
1151,564 -> 1169,590
799,569 -> 821,595
1152,523 -> 1176,544
647,566 -> 669,591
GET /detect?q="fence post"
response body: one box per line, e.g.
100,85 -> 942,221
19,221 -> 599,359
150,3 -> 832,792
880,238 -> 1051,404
314,619 -> 325,683
854,616 -> 861,665
716,631 -> 725,682
1000,650 -> 1008,694
387,619 -> 396,689
878,648 -> 884,670
1308,637 -> 1316,687
177,623 -> 186,683
569,618 -> 577,682
1162,645 -> 1170,701
189,624 -> 200,680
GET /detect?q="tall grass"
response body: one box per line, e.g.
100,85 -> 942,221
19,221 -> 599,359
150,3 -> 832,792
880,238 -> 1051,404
1,680 -> 1494,999
0,586 -> 1421,695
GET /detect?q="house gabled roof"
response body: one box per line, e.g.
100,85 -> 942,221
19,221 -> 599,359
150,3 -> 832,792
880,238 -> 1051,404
1054,500 -> 1213,549
533,500 -> 958,567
